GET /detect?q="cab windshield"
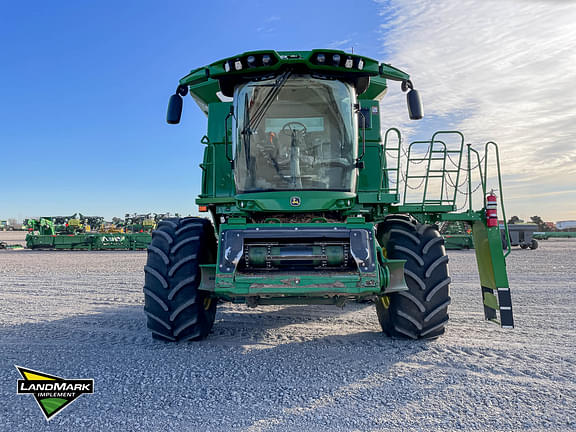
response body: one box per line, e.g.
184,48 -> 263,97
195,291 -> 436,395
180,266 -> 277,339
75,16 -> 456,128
233,75 -> 357,193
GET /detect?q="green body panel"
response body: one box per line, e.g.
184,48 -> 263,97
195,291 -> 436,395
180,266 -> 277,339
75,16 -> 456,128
217,273 -> 378,298
198,102 -> 235,199
472,222 -> 509,289
26,233 -> 151,250
472,221 -> 513,327
234,191 -> 356,212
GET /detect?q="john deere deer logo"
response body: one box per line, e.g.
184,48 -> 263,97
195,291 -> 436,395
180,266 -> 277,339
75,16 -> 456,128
290,196 -> 301,207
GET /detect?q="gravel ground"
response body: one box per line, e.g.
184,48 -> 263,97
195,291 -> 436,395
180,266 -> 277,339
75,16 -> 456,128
0,238 -> 575,431
0,231 -> 26,247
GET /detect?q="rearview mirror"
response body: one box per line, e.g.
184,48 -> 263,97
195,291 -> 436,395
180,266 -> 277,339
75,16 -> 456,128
407,89 -> 423,120
167,93 -> 183,124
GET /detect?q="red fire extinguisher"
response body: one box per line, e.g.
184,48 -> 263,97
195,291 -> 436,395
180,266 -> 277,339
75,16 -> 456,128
486,191 -> 498,227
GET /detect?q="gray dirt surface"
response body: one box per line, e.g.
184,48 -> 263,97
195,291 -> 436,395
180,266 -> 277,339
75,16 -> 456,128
0,230 -> 26,247
0,238 -> 575,431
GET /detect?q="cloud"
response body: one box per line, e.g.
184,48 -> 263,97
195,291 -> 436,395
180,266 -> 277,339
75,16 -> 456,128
376,0 -> 576,219
256,15 -> 280,33
328,39 -> 352,49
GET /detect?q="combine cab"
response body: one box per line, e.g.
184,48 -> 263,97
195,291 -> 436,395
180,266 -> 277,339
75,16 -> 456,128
143,49 -> 514,341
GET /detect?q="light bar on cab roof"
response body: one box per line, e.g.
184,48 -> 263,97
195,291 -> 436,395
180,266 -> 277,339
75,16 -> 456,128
311,52 -> 366,71
223,52 -> 279,73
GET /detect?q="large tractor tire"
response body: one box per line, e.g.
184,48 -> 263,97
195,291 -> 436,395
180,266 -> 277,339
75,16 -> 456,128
143,217 -> 217,342
376,215 -> 451,339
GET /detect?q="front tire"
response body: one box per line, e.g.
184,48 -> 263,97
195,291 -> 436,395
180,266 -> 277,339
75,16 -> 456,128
143,217 -> 217,342
376,215 -> 451,339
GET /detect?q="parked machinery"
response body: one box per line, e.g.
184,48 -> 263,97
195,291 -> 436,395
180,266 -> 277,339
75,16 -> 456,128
141,49 -> 515,342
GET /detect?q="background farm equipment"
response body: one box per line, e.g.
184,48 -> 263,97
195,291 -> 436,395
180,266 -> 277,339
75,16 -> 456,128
533,231 -> 576,240
502,223 -> 539,250
440,221 -> 474,250
24,213 -> 154,250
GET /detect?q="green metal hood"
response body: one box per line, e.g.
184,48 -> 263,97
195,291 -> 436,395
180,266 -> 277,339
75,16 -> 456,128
178,49 -> 411,114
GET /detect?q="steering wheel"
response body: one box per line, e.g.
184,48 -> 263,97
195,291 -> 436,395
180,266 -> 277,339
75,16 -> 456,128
281,121 -> 307,135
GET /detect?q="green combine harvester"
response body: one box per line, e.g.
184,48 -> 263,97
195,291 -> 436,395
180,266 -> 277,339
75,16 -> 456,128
143,49 -> 514,341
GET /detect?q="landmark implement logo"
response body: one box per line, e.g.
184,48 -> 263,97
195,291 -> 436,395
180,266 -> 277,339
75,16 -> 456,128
15,365 -> 94,421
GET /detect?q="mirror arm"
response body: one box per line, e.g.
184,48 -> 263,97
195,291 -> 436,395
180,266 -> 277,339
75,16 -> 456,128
354,103 -> 366,168
224,106 -> 234,166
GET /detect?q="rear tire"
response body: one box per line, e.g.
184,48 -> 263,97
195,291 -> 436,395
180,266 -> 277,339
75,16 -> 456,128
529,239 -> 539,250
376,215 -> 451,339
143,217 -> 217,342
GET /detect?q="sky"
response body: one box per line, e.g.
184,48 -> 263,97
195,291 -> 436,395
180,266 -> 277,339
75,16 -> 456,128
1,0 -> 574,222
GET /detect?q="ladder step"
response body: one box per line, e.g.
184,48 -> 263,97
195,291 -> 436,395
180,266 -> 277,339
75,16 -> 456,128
427,169 -> 460,173
430,150 -> 461,153
406,175 -> 444,178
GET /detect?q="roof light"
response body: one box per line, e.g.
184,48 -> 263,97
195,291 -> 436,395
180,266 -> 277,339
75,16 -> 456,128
317,53 -> 326,63
224,61 -> 231,72
345,57 -> 353,68
332,54 -> 341,66
262,54 -> 271,65
247,55 -> 256,66
234,59 -> 242,70
357,59 -> 364,70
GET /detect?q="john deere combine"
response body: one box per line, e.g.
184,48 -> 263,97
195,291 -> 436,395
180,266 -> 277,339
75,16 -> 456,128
144,49 -> 514,341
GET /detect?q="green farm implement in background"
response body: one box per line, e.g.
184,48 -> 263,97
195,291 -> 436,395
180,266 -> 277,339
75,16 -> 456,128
24,214 -> 152,250
440,221 -> 474,250
22,213 -> 181,250
143,49 -> 514,341
533,231 -> 576,240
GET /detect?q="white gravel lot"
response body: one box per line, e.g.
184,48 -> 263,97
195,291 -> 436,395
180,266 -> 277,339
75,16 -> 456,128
0,233 -> 575,431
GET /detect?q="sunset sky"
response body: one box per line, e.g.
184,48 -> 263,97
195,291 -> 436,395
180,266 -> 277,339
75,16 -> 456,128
1,0 -> 574,222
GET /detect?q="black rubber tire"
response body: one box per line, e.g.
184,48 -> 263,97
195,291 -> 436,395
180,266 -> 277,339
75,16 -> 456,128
375,215 -> 451,339
529,239 -> 539,250
143,217 -> 217,342
520,243 -> 529,249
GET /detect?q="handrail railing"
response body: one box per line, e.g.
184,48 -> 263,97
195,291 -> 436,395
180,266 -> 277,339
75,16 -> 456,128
399,132 -> 511,258
381,128 -> 402,198
467,145 -> 484,212
402,131 -> 464,207
484,141 -> 511,257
